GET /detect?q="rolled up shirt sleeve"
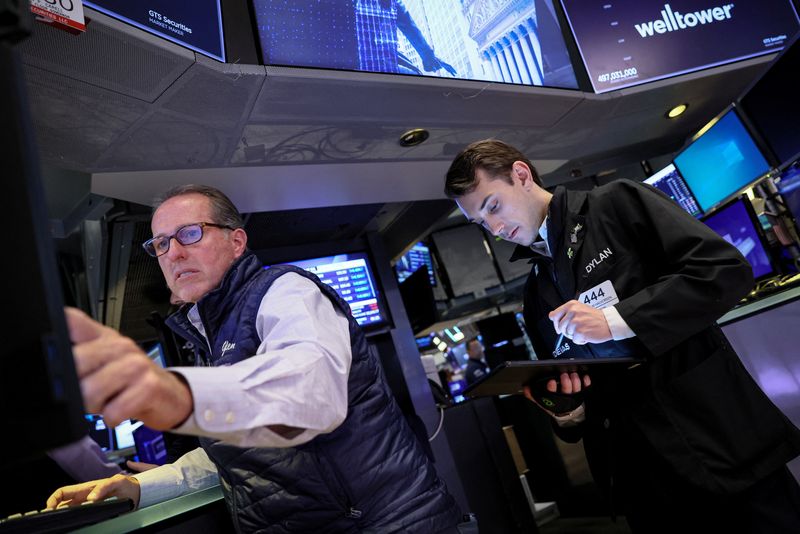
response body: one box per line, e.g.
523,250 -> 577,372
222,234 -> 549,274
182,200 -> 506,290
134,447 -> 219,508
170,272 -> 352,448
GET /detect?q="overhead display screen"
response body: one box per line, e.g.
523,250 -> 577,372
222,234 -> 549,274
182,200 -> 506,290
560,0 -> 799,93
84,0 -> 225,62
739,33 -> 800,167
253,0 -> 579,89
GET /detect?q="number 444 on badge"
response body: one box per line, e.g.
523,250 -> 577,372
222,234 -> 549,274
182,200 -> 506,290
30,0 -> 87,33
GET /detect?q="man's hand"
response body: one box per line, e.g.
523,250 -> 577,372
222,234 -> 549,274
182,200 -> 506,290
549,300 -> 612,345
524,372 -> 590,422
65,307 -> 194,430
46,474 -> 141,510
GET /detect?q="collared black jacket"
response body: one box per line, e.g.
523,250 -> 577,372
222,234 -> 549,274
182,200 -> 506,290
512,179 -> 800,494
465,358 -> 490,386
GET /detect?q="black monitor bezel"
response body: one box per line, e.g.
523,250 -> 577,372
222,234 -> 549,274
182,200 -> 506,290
700,194 -> 778,282
737,29 -> 800,171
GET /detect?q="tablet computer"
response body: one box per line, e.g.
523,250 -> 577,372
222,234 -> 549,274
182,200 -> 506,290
463,357 -> 642,398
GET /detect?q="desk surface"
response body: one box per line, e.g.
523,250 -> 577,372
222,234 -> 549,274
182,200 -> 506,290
73,485 -> 223,533
718,286 -> 800,325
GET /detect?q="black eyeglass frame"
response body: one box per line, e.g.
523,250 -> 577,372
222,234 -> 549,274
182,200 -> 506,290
142,222 -> 235,257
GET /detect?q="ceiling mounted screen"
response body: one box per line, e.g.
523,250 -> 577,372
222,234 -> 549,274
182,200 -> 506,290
84,0 -> 225,61
560,0 -> 799,93
253,0 -> 579,89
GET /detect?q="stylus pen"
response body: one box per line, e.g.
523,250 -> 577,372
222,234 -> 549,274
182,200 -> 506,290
554,332 -> 565,354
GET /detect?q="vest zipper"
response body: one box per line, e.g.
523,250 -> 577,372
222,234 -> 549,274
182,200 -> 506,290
318,448 -> 361,523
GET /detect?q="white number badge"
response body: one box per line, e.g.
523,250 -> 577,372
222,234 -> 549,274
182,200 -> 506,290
578,280 -> 619,309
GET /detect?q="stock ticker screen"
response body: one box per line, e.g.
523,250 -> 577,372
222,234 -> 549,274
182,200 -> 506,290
275,252 -> 387,328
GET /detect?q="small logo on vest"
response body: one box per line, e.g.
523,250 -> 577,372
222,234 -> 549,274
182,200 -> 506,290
221,340 -> 236,357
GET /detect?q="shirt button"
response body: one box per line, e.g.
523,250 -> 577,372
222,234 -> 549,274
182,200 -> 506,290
225,412 -> 235,424
204,409 -> 215,422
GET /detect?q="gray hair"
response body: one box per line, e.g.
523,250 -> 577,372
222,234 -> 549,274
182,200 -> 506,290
153,184 -> 244,229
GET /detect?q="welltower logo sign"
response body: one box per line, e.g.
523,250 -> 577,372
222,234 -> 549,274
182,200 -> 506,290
560,0 -> 798,93
634,4 -> 735,37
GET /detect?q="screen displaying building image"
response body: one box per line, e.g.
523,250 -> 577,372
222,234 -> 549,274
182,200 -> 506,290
253,0 -> 578,88
277,252 -> 386,327
643,163 -> 702,217
560,0 -> 800,93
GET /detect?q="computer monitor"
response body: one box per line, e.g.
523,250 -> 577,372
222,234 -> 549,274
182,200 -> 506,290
431,224 -> 501,298
447,379 -> 468,404
274,251 -> 389,331
84,414 -> 143,455
701,196 -> 776,281
1,37 -> 86,468
133,425 -> 168,465
85,414 -> 113,452
643,164 -> 703,218
395,242 -> 436,286
145,342 -> 167,369
114,419 -> 145,451
777,164 -> 800,222
398,267 -> 438,335
476,313 -> 524,349
415,334 -> 436,352
673,108 -> 772,212
739,31 -> 800,167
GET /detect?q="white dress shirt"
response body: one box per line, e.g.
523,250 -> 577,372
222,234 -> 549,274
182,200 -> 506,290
134,272 -> 352,508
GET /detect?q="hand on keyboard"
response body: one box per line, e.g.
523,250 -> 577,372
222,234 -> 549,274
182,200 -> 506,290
46,473 -> 141,510
0,496 -> 133,534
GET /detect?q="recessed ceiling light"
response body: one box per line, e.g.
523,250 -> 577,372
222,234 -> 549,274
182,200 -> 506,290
399,128 -> 429,147
666,103 -> 688,119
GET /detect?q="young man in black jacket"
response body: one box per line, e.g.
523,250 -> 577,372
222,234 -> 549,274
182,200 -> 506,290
445,138 -> 800,533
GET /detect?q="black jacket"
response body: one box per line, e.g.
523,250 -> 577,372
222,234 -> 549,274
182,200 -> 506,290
512,180 -> 800,494
465,358 -> 490,385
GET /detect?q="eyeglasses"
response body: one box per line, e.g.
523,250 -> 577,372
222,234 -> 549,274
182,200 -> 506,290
142,222 -> 235,258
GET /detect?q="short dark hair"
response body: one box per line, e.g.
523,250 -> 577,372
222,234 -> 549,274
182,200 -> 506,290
444,139 -> 541,198
153,185 -> 244,229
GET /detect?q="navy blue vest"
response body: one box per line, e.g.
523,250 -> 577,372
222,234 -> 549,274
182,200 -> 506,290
166,252 -> 461,533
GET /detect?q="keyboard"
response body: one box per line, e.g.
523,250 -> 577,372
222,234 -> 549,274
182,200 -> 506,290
0,497 -> 133,533
738,273 -> 800,305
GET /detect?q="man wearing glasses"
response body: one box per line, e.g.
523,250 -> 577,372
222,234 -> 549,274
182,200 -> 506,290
49,185 -> 462,533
